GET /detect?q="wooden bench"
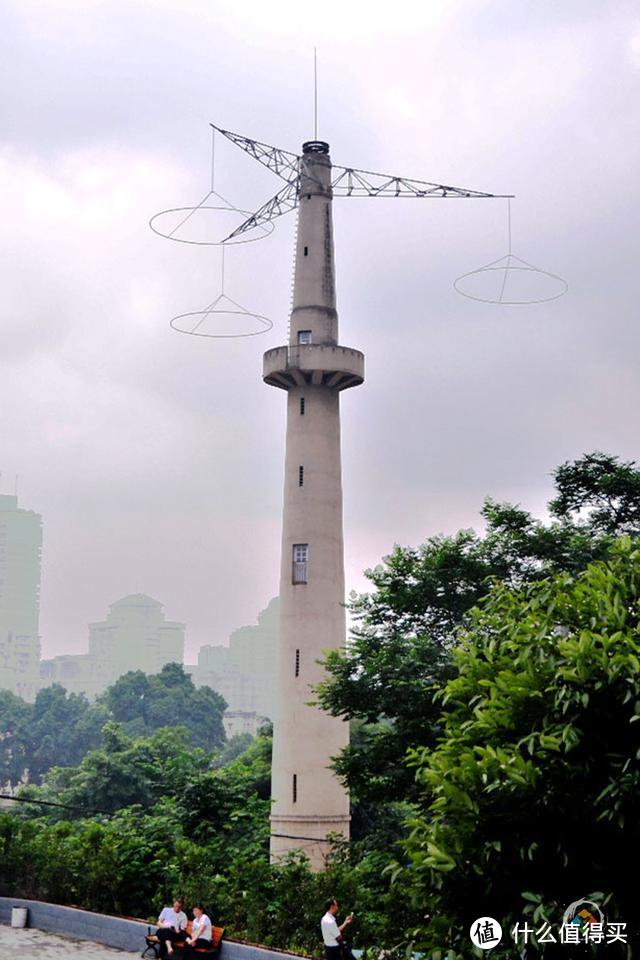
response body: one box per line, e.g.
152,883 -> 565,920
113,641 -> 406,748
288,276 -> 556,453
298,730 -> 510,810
143,922 -> 225,959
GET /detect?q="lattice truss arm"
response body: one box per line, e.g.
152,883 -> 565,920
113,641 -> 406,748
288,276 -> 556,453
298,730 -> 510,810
211,125 -> 301,183
227,181 -> 299,239
212,124 -> 511,240
330,166 -> 502,199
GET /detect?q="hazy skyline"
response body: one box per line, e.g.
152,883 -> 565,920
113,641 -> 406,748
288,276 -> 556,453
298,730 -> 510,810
1,0 -> 638,660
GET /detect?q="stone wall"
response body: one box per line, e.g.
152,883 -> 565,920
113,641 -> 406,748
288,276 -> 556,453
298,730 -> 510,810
0,898 -> 309,960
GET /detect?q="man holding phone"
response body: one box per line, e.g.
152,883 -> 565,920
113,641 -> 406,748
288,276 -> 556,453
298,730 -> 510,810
321,898 -> 355,960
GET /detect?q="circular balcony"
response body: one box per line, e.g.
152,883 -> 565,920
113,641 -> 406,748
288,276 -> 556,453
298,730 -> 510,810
263,344 -> 365,391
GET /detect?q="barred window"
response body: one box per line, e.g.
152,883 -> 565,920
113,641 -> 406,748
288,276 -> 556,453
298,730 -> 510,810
292,544 -> 308,584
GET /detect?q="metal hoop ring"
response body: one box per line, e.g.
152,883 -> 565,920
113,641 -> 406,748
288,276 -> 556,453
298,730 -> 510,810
170,308 -> 273,339
149,205 -> 274,246
454,255 -> 568,305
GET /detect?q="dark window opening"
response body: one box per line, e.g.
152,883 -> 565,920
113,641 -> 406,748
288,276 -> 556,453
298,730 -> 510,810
295,649 -> 300,677
306,194 -> 311,200
300,397 -> 305,415
293,773 -> 298,803
299,465 -> 304,487
303,245 -> 308,256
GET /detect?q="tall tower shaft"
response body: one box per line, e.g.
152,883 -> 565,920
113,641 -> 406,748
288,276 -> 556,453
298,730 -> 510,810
263,141 -> 364,869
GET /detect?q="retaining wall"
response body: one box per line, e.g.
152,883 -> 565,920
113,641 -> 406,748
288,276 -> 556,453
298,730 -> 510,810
0,898 -> 308,960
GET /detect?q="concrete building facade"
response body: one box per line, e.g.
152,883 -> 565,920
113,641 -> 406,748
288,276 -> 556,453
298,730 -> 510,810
0,494 -> 42,701
40,594 -> 185,697
263,141 -> 364,868
193,596 -> 278,719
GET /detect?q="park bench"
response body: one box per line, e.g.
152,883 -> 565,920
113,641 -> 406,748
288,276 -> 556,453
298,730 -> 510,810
143,922 -> 225,959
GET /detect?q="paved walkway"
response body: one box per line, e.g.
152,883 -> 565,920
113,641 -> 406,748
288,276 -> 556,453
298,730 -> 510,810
0,924 -> 139,957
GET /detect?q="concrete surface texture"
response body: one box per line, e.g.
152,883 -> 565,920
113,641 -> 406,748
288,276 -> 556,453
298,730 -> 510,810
0,924 -> 138,958
266,141 -> 364,869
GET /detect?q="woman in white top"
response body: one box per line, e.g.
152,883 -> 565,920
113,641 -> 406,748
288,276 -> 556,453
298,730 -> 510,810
186,904 -> 213,955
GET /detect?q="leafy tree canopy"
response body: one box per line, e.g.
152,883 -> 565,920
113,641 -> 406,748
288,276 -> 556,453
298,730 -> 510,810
397,537 -> 640,957
317,452 -> 640,804
24,722 -> 212,814
0,684 -> 107,786
98,663 -> 227,751
1,664 -> 227,787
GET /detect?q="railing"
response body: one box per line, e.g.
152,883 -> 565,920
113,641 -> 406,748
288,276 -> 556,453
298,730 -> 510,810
292,561 -> 308,584
264,344 -> 363,367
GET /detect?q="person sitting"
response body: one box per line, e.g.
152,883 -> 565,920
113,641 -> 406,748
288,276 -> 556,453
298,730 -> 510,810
155,898 -> 188,958
185,903 -> 213,955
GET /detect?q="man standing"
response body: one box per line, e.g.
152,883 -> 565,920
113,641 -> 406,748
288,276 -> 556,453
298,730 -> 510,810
321,898 -> 354,960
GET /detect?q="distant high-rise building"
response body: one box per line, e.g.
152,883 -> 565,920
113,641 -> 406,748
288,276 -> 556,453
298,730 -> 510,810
41,593 -> 185,698
193,597 -> 278,719
88,593 -> 185,681
0,493 -> 43,701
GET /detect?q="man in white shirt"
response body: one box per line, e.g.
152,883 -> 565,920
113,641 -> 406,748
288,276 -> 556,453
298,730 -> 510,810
321,898 -> 354,960
156,898 -> 188,957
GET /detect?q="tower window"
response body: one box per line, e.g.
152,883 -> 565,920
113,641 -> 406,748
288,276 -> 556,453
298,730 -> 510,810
293,773 -> 298,803
298,330 -> 312,345
300,397 -> 305,415
295,649 -> 300,677
292,543 -> 308,583
299,465 -> 304,487
303,245 -> 309,256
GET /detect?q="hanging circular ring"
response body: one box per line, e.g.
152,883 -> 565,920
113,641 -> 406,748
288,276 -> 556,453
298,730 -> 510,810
170,307 -> 273,339
149,203 -> 275,246
454,254 -> 568,304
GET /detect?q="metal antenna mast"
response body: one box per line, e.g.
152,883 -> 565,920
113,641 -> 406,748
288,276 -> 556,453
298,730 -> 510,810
313,48 -> 318,141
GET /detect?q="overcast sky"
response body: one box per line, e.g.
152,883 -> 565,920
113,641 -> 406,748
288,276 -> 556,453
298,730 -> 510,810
1,0 -> 638,660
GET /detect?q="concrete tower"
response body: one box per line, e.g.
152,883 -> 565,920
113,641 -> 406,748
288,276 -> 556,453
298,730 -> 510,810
263,141 -> 364,869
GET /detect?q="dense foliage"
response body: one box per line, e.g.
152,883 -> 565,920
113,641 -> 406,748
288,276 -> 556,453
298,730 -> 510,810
97,663 -> 227,751
317,453 -> 640,806
398,539 -> 639,958
0,684 -> 106,785
0,663 -> 226,786
0,725 -> 413,954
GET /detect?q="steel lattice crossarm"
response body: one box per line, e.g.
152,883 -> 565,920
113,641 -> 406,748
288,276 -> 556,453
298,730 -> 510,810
212,123 -> 512,240
329,166 -> 503,198
211,124 -> 301,183
228,181 -> 299,239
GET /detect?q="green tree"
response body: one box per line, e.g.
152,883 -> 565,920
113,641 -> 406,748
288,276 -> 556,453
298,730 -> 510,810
549,451 -> 640,535
398,538 -> 640,958
0,684 -> 107,786
317,453 -> 640,805
99,663 -> 227,750
0,690 -> 31,786
33,722 -> 212,814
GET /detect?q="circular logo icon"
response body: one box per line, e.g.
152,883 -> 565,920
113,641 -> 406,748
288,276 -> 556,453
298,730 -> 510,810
470,917 -> 502,949
562,899 -> 604,928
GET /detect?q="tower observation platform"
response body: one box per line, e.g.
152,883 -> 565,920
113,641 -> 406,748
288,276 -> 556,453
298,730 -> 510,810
263,343 -> 364,391
265,139 -> 363,869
